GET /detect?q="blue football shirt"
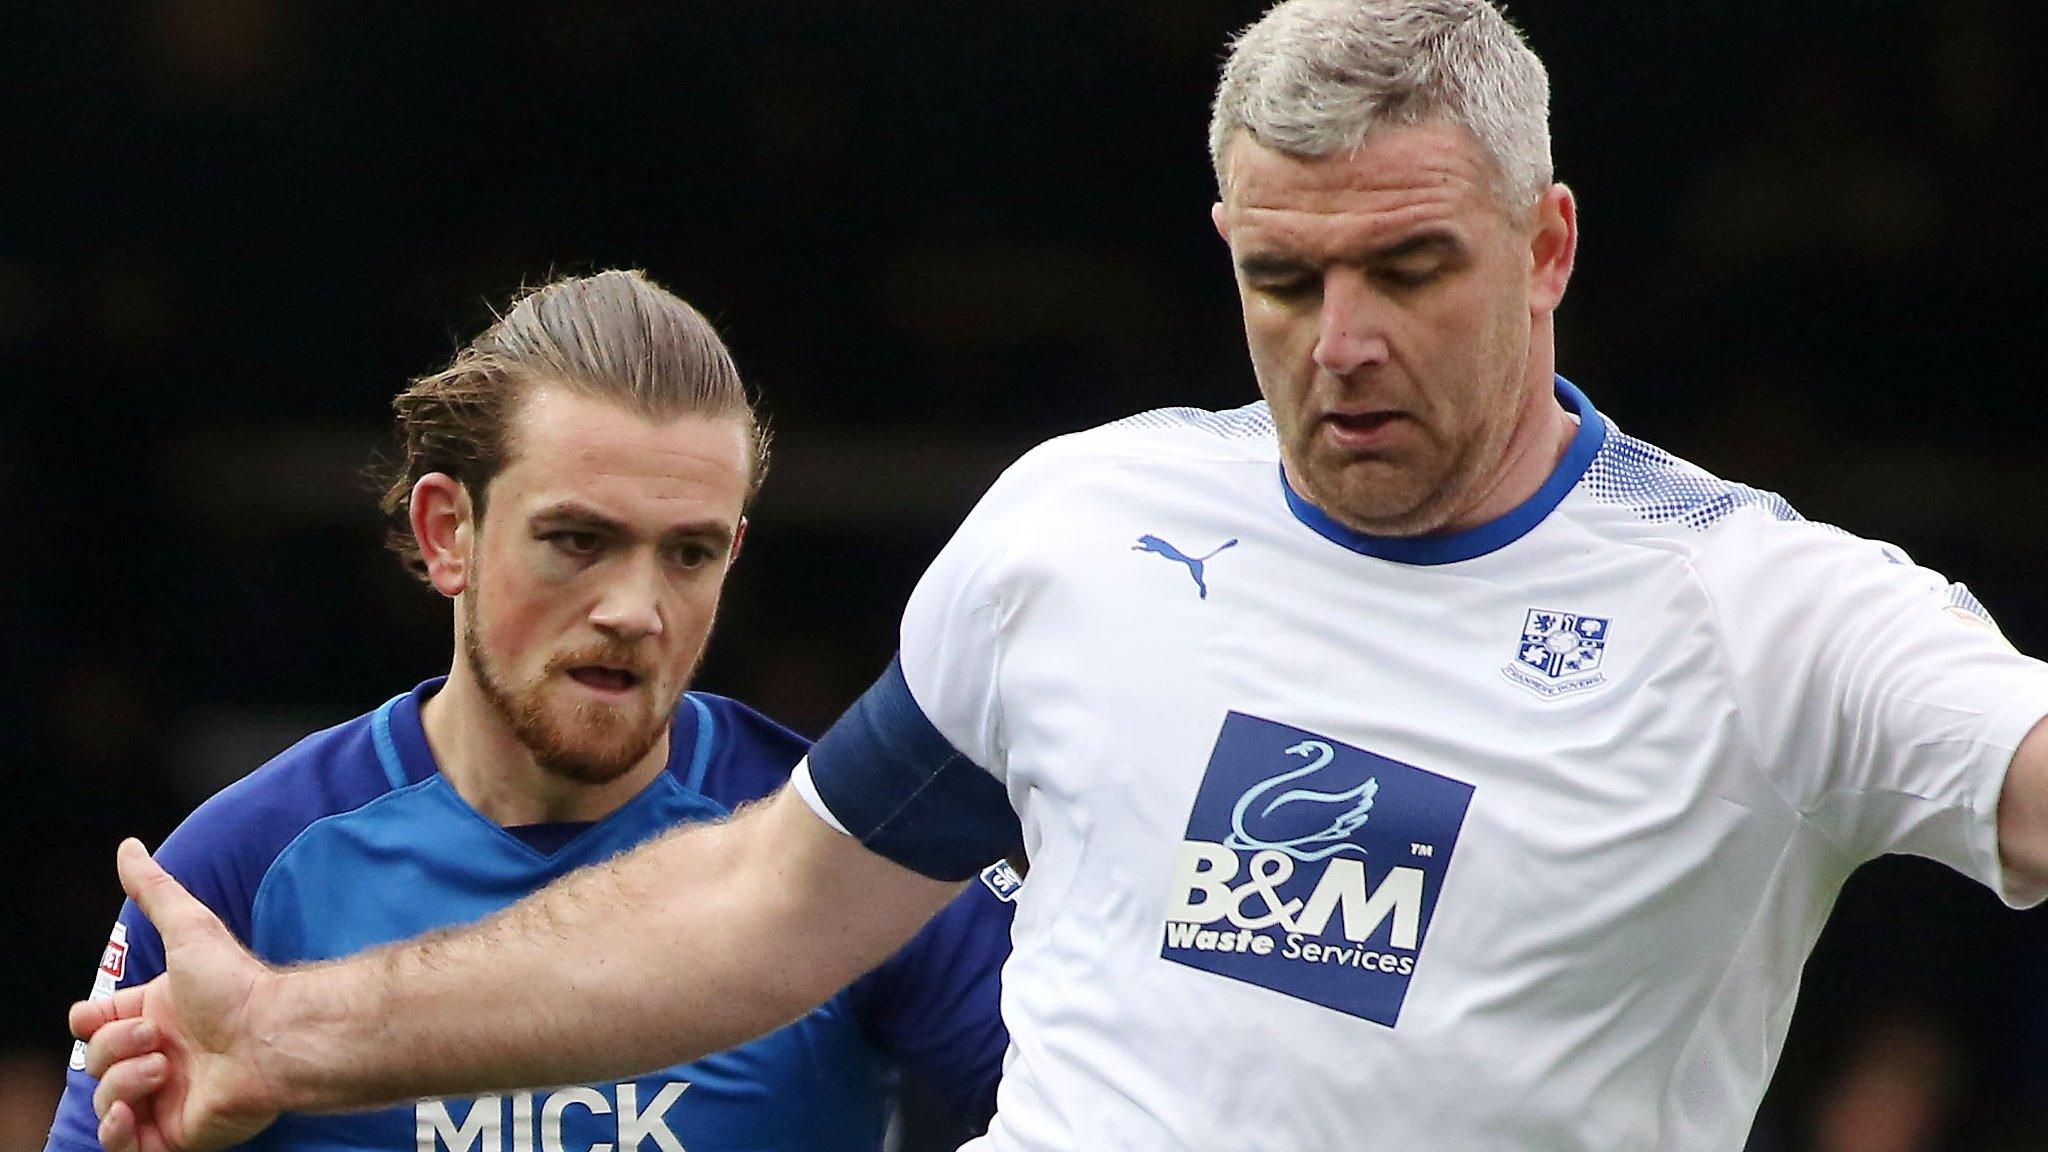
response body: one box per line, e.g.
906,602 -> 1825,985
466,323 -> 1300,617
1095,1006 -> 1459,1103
48,680 -> 1014,1152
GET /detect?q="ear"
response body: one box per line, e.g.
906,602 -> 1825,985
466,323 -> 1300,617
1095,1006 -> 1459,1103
729,516 -> 748,566
1528,183 -> 1578,317
409,473 -> 475,598
1211,200 -> 1231,244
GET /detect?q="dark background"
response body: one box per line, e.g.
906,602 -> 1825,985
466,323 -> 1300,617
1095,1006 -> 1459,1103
4,2 -> 2045,1150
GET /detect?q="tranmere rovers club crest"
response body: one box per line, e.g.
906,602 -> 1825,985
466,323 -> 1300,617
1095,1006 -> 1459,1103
1501,608 -> 1610,698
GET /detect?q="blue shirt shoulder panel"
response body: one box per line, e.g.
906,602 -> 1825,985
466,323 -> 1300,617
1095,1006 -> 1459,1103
50,682 -> 1012,1151
47,700 -> 407,1152
682,692 -> 813,814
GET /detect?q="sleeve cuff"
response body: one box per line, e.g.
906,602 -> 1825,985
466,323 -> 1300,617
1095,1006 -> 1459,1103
1973,682 -> 2048,909
790,756 -> 853,836
804,656 -> 1023,881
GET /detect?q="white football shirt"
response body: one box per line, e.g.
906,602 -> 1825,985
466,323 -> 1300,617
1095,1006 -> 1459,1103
796,379 -> 2048,1151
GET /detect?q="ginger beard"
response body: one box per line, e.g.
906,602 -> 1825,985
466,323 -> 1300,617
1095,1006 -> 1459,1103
460,581 -> 683,786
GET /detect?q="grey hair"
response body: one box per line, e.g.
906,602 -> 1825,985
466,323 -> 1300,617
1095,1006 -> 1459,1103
1209,0 -> 1553,209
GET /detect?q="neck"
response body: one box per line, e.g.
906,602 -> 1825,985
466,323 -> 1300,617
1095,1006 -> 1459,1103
420,660 -> 672,826
1437,366 -> 1576,535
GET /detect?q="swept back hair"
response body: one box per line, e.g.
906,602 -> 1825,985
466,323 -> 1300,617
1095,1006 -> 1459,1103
374,269 -> 771,578
1209,0 -> 1552,209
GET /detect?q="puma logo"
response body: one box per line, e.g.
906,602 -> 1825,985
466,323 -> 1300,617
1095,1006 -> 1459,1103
1133,535 -> 1239,600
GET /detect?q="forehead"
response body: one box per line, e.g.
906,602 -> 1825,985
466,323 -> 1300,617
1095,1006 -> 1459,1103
490,386 -> 752,521
1221,123 -> 1502,251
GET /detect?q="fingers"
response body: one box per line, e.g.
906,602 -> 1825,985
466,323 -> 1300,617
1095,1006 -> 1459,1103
71,984 -> 150,1041
93,1052 -> 168,1122
98,1099 -> 140,1152
83,1015 -> 161,1079
135,1113 -> 178,1152
98,1097 -> 177,1152
119,840 -> 218,945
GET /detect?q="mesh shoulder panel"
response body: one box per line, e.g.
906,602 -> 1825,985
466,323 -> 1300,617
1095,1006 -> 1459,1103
1581,425 -> 1802,531
1108,401 -> 1275,441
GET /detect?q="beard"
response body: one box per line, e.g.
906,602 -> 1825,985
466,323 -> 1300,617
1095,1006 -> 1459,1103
461,594 -> 678,786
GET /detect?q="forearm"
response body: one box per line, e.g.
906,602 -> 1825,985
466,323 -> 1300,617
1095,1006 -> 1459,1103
253,787 -> 957,1111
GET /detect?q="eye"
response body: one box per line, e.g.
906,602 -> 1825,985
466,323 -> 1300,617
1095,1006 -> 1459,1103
542,530 -> 604,558
666,542 -> 719,570
1252,274 -> 1320,302
1374,263 -> 1443,290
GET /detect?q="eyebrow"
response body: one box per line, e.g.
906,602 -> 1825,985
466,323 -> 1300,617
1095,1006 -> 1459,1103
528,502 -> 735,549
1369,231 -> 1466,263
1237,229 -> 1467,278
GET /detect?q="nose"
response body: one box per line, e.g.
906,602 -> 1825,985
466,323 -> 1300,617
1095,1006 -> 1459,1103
1312,269 -> 1391,377
588,552 -> 666,641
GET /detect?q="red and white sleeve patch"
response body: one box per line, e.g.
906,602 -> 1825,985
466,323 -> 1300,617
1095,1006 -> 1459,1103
70,922 -> 128,1072
99,930 -> 129,982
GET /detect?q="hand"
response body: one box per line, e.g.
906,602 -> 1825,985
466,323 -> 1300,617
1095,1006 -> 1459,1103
71,840 -> 283,1152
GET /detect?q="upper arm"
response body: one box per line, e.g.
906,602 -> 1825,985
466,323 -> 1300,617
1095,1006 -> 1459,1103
718,786 -> 970,1012
1996,716 -> 2048,895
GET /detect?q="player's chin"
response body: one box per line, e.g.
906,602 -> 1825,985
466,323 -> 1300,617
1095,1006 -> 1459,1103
546,721 -> 667,784
1325,472 -> 1456,537
545,748 -> 649,785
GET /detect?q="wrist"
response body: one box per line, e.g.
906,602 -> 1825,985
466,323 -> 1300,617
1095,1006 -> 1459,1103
245,962 -> 364,1113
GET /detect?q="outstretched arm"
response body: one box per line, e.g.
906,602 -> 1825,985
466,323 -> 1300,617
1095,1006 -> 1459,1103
1997,717 -> 2048,891
76,784 -> 962,1151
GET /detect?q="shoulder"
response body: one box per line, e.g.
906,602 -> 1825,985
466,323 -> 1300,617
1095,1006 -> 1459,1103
1569,420 -> 1977,634
152,701 -> 406,939
1023,401 -> 1277,476
1565,419 -> 1890,568
930,402 -> 1279,584
1572,422 -> 1803,539
682,692 -> 813,812
981,402 -> 1277,515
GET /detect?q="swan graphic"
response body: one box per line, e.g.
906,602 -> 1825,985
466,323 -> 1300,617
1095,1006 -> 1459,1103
1132,535 -> 1239,600
1224,740 -> 1379,862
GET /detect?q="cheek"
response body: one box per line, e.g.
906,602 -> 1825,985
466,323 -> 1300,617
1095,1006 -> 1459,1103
1242,306 -> 1318,385
475,572 -> 567,665
1429,281 -> 1522,376
1239,298 -> 1281,352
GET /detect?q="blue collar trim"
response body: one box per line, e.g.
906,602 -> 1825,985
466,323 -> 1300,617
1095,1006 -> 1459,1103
1279,375 -> 1607,566
383,680 -> 445,787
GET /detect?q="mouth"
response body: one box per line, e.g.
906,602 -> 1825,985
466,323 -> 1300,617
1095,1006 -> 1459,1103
565,666 -> 643,695
1319,409 -> 1406,450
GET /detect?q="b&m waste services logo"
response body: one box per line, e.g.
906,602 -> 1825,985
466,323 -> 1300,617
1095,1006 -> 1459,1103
1161,713 -> 1474,1027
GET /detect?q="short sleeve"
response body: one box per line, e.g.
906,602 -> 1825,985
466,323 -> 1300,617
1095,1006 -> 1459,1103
42,722 -> 371,1152
1698,513 -> 2048,906
46,814 -> 267,1152
45,899 -> 163,1152
895,444 -> 1061,781
797,441 -> 1088,878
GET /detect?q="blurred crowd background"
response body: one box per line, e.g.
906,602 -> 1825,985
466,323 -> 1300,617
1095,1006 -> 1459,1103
5,1 -> 2045,1149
